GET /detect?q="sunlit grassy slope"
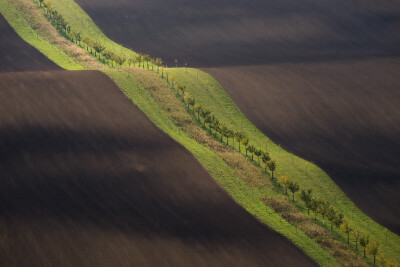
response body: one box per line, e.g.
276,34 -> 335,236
105,69 -> 338,266
49,0 -> 138,66
1,0 -> 399,264
168,68 -> 400,262
0,0 -> 82,70
0,2 -> 337,265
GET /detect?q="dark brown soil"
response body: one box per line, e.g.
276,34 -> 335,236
0,70 -> 316,266
72,0 -> 400,234
204,59 -> 400,234
74,0 -> 400,67
0,14 -> 60,73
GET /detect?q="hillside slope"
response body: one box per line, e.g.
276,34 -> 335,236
0,13 -> 60,72
72,0 -> 400,234
0,70 -> 315,266
205,59 -> 400,233
74,0 -> 400,67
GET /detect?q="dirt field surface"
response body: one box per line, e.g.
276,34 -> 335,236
205,59 -> 400,234
0,14 -> 60,73
74,0 -> 400,234
74,0 -> 400,67
0,70 -> 315,266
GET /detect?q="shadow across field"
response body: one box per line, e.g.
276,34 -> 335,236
205,59 -> 400,234
0,70 -> 315,266
73,0 -> 400,234
0,14 -> 60,72
75,0 -> 400,67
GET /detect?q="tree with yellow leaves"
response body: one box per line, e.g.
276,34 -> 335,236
367,240 -> 380,266
278,175 -> 289,195
340,220 -> 353,244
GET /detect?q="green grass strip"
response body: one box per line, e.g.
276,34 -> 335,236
47,0 -> 139,66
168,68 -> 400,262
4,0 -> 398,263
103,69 -> 339,266
0,0 -> 83,70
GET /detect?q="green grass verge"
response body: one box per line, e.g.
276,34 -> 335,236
3,0 -> 399,264
45,0 -> 139,66
103,69 -> 339,266
168,68 -> 400,262
0,0 -> 83,70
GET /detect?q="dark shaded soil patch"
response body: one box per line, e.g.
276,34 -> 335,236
204,59 -> 400,234
0,13 -> 60,73
74,0 -> 400,67
72,0 -> 400,234
0,70 -> 316,266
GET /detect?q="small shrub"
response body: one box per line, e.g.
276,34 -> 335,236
318,240 -> 367,267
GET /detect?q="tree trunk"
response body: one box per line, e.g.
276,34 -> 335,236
363,248 -> 366,258
271,171 -> 274,179
347,233 -> 349,244
239,143 -> 241,152
292,192 -> 295,202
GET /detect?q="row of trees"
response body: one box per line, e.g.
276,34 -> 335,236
81,37 -> 164,70
35,4 -> 396,264
176,82 -> 398,267
38,0 -> 192,73
294,186 -> 390,266
39,0 -> 187,73
179,84 -> 391,265
39,0 -> 176,71
178,85 -> 278,178
41,1 -> 71,37
38,0 -> 165,70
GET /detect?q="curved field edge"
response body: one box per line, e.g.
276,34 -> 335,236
103,69 -> 338,266
169,68 -> 400,260
0,1 -> 393,265
48,0 -> 139,65
0,0 -> 82,70
0,2 -> 335,265
0,3 -> 337,265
